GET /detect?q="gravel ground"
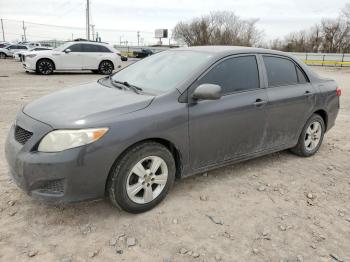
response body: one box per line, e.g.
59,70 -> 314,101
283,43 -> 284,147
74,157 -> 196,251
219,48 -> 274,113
0,59 -> 349,262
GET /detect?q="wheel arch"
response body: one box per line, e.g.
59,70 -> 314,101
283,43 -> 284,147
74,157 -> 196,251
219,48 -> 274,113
313,109 -> 328,130
104,137 -> 183,194
36,57 -> 56,70
99,59 -> 115,70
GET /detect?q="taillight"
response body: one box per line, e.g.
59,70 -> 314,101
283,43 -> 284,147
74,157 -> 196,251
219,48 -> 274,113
336,87 -> 342,97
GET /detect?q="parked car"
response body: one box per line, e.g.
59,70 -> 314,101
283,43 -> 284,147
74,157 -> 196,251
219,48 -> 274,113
0,44 -> 29,58
0,42 -> 11,48
14,47 -> 52,62
134,48 -> 153,58
5,46 -> 340,213
22,41 -> 122,75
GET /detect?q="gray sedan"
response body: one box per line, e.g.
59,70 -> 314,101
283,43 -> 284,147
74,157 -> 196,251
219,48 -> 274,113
5,46 -> 340,213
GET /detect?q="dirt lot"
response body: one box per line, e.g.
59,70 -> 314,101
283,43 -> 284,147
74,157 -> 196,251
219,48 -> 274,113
0,59 -> 349,262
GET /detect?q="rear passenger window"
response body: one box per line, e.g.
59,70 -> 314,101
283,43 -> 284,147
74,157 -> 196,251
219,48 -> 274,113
198,56 -> 260,94
96,45 -> 111,53
263,56 -> 298,86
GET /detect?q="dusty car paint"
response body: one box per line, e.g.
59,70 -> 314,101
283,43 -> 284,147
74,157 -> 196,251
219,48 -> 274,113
5,46 -> 339,203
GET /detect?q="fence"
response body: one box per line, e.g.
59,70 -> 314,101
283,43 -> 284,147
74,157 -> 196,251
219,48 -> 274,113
291,52 -> 350,67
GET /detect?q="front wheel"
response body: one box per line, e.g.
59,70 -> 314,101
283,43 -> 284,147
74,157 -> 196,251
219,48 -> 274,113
98,60 -> 114,75
0,52 -> 6,59
108,142 -> 176,213
36,59 -> 54,75
290,114 -> 325,157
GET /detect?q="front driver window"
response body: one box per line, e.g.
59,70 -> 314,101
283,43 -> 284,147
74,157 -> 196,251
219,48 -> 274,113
68,44 -> 83,52
198,55 -> 260,95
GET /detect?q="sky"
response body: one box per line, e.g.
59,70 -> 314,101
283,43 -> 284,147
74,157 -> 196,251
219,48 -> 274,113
0,0 -> 348,45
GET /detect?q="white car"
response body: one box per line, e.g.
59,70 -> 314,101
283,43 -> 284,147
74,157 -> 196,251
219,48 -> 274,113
23,41 -> 122,75
14,47 -> 52,62
0,44 -> 29,59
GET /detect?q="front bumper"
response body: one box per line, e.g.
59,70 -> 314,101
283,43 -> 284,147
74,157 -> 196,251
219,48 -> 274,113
4,111 -> 110,203
22,57 -> 36,71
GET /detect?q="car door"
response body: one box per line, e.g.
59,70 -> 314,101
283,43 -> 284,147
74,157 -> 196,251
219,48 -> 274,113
188,55 -> 269,170
260,55 -> 316,149
81,44 -> 102,69
6,45 -> 19,55
58,43 -> 84,70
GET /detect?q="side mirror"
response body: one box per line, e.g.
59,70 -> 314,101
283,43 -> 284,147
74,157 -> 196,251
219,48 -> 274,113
192,84 -> 222,101
64,49 -> 71,53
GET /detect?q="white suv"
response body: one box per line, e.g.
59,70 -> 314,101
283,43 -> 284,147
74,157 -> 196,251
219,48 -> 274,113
23,41 -> 122,75
0,44 -> 29,58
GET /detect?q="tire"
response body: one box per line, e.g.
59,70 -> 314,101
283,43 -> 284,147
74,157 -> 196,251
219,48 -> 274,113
290,114 -> 325,157
36,59 -> 54,75
98,60 -> 114,75
108,142 -> 176,213
0,52 -> 6,59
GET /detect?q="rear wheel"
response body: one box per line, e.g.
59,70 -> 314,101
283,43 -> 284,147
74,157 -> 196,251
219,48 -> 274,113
0,52 -> 6,59
291,114 -> 325,157
36,59 -> 54,75
108,142 -> 176,213
98,60 -> 114,75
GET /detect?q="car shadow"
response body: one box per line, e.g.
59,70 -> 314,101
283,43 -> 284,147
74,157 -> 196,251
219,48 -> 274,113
24,149 -> 299,222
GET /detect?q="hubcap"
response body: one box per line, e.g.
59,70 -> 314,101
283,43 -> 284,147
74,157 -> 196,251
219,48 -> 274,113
126,156 -> 168,204
304,121 -> 322,151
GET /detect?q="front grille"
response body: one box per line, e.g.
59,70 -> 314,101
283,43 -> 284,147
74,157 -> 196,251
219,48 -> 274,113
14,125 -> 33,145
37,179 -> 64,195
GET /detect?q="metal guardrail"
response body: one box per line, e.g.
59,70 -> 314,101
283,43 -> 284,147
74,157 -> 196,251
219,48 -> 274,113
291,52 -> 350,67
116,46 -> 350,67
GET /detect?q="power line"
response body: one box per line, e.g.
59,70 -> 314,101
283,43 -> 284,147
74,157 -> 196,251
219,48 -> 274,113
2,18 -> 153,34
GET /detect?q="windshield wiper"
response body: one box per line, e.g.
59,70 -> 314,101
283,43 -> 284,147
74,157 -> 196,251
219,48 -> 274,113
112,79 -> 143,94
107,75 -> 123,90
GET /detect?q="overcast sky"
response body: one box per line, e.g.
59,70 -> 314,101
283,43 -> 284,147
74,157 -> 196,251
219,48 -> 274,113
0,0 -> 348,45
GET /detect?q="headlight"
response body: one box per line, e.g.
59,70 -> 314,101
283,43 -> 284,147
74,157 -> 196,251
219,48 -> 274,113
38,128 -> 108,152
26,54 -> 36,58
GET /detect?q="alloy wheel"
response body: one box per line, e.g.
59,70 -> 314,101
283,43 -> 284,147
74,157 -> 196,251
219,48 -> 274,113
100,61 -> 113,74
304,121 -> 322,151
0,53 -> 6,59
126,156 -> 168,204
38,61 -> 53,75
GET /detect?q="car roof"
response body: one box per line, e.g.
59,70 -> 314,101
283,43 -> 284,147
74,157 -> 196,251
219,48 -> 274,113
175,45 -> 287,56
68,41 -> 109,46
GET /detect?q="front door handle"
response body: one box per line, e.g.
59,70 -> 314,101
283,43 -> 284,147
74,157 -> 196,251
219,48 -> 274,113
304,90 -> 313,96
253,99 -> 267,107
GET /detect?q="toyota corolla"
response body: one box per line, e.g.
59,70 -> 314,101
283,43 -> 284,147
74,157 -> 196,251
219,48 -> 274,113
5,46 -> 340,213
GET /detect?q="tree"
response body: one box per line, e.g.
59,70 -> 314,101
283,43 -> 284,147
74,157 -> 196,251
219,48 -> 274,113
173,11 -> 262,47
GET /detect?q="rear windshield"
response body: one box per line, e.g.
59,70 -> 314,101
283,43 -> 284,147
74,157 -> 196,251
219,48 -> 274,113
112,50 -> 213,92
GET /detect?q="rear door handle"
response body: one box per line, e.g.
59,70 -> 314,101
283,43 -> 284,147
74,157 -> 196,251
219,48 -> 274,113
253,99 -> 267,107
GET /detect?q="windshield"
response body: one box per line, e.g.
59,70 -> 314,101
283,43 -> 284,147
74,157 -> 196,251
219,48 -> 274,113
112,50 -> 213,92
53,42 -> 71,51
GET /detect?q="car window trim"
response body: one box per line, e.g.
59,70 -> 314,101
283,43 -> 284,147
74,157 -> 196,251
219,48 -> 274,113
261,54 -> 310,88
192,54 -> 262,97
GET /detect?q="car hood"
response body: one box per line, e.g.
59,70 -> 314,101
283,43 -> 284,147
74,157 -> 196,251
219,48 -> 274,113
23,81 -> 155,128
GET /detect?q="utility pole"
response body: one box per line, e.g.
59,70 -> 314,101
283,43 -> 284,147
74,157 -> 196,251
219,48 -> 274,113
91,24 -> 95,41
86,0 -> 90,40
22,21 -> 26,42
1,19 -> 5,41
137,31 -> 140,46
